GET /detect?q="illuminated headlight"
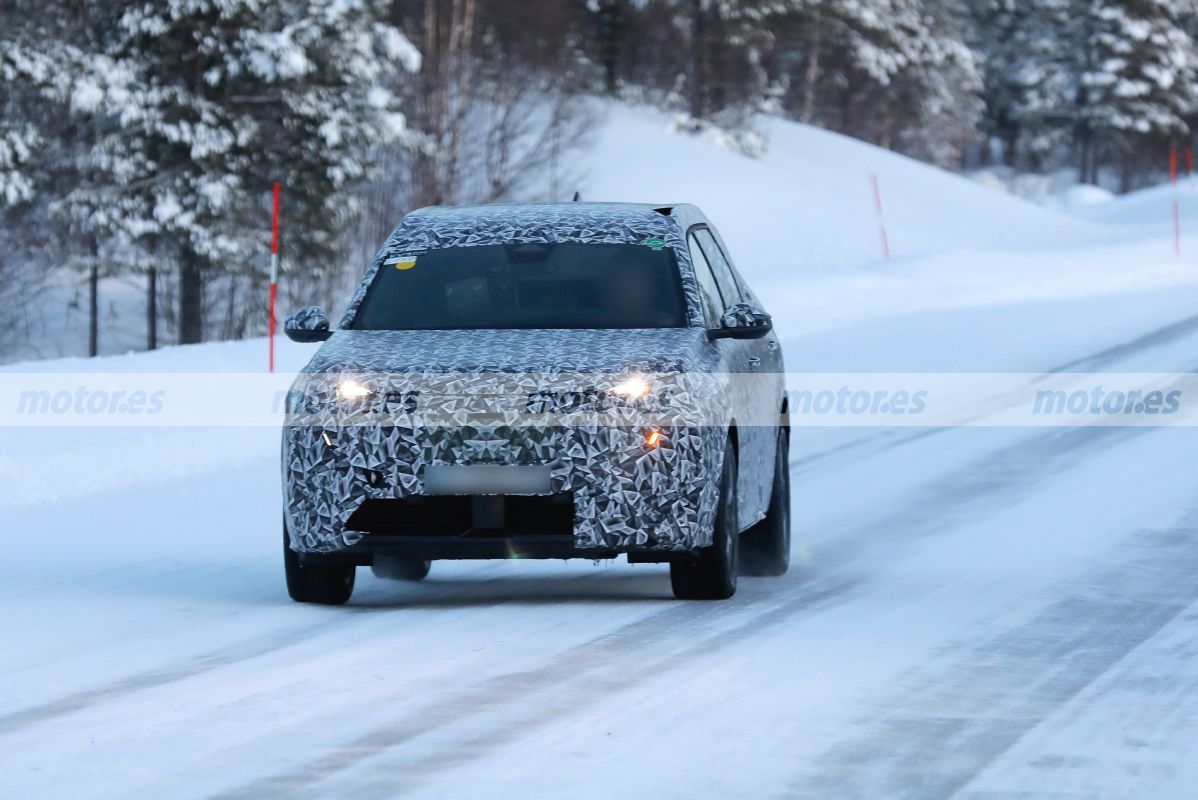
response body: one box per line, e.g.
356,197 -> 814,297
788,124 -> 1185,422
336,378 -> 373,402
610,374 -> 652,399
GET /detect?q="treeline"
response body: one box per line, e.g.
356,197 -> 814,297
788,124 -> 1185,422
0,0 -> 590,353
2,0 -> 1197,356
598,0 -> 1198,179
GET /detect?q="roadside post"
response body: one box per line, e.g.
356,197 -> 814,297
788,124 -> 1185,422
1171,148 -> 1180,257
870,173 -> 891,260
270,182 -> 280,373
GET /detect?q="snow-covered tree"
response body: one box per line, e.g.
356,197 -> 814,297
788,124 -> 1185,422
0,126 -> 40,208
1,4 -> 114,355
65,0 -> 421,343
968,0 -> 1076,167
757,0 -> 982,165
626,0 -> 772,128
1078,0 -> 1198,185
883,0 -> 984,168
967,0 -> 1027,162
1009,0 -> 1077,166
0,6 -> 65,210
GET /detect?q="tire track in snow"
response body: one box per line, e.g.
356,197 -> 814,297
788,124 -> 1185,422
0,423 -> 1084,740
0,405 -> 1165,787
4,389 -> 1154,791
8,314 -> 1193,776
789,310 -> 1198,477
213,421 -> 1158,798
1045,312 -> 1198,374
211,575 -> 862,800
355,420 -> 1180,794
0,619 -> 339,737
783,513 -> 1198,800
0,566 -> 618,737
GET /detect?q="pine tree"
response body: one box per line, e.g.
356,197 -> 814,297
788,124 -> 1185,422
0,89 -> 42,209
967,0 -> 1076,169
69,0 -> 421,343
1,1 -> 116,355
1079,0 -> 1197,187
758,1 -> 982,165
1010,0 -> 1076,168
967,0 -> 1026,164
884,0 -> 985,168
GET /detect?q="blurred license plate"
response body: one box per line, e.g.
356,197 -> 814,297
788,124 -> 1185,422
423,465 -> 552,495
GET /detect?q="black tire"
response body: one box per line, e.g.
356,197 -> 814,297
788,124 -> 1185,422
284,524 -> 355,605
371,556 -> 431,582
671,439 -> 738,600
740,426 -> 791,577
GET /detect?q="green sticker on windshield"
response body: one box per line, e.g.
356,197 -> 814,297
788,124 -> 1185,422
645,237 -> 665,251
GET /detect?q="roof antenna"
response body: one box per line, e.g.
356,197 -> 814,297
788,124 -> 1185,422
572,191 -> 582,202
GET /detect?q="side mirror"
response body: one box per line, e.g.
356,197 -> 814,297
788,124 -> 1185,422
707,303 -> 773,340
284,306 -> 332,343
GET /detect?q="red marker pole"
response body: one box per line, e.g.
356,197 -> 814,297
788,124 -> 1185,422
269,182 -> 281,372
1170,148 -> 1180,257
871,173 -> 891,260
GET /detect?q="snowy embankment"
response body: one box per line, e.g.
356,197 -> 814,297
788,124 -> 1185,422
4,103 -> 1198,797
583,104 -> 1198,359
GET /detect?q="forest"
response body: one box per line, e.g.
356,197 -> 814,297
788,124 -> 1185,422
2,0 -> 1196,357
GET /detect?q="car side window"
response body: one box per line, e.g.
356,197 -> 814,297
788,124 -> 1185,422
695,229 -> 743,305
687,233 -> 724,327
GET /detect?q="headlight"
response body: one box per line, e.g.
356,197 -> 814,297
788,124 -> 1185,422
336,378 -> 372,402
610,374 -> 651,399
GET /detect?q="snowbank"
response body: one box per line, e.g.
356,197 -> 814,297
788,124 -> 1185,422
583,104 -> 1102,274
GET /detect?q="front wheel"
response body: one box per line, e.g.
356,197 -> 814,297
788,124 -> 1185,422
284,524 -> 355,605
671,439 -> 738,600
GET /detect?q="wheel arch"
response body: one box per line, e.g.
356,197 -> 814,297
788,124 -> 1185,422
726,419 -> 739,463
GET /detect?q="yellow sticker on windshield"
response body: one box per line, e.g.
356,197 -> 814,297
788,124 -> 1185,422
393,256 -> 418,270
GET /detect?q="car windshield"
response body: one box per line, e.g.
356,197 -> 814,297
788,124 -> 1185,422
350,241 -> 688,331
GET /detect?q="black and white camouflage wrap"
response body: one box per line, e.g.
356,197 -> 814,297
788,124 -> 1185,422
283,203 -> 784,555
720,302 -> 773,330
284,306 -> 331,335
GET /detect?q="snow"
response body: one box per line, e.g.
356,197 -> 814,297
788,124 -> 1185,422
1058,182 -> 1118,209
969,166 -> 1119,210
1074,176 -> 1198,229
5,102 -> 1198,796
586,105 -> 1103,272
582,103 -> 1198,338
0,124 -> 40,206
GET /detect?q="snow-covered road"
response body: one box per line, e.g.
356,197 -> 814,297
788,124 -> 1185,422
7,106 -> 1198,798
4,299 -> 1198,798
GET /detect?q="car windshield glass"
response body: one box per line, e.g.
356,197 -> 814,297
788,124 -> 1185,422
351,242 -> 688,331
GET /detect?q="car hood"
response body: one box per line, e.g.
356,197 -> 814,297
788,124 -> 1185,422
301,328 -> 710,376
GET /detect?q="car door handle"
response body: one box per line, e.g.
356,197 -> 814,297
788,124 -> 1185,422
747,357 -> 762,369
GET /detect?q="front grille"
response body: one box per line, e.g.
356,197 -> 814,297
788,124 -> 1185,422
347,496 -> 472,536
347,493 -> 573,538
506,494 -> 574,535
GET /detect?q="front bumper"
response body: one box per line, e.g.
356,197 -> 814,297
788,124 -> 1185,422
282,423 -> 722,556
302,535 -> 618,565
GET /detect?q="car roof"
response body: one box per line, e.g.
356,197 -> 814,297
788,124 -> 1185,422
405,201 -> 709,229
